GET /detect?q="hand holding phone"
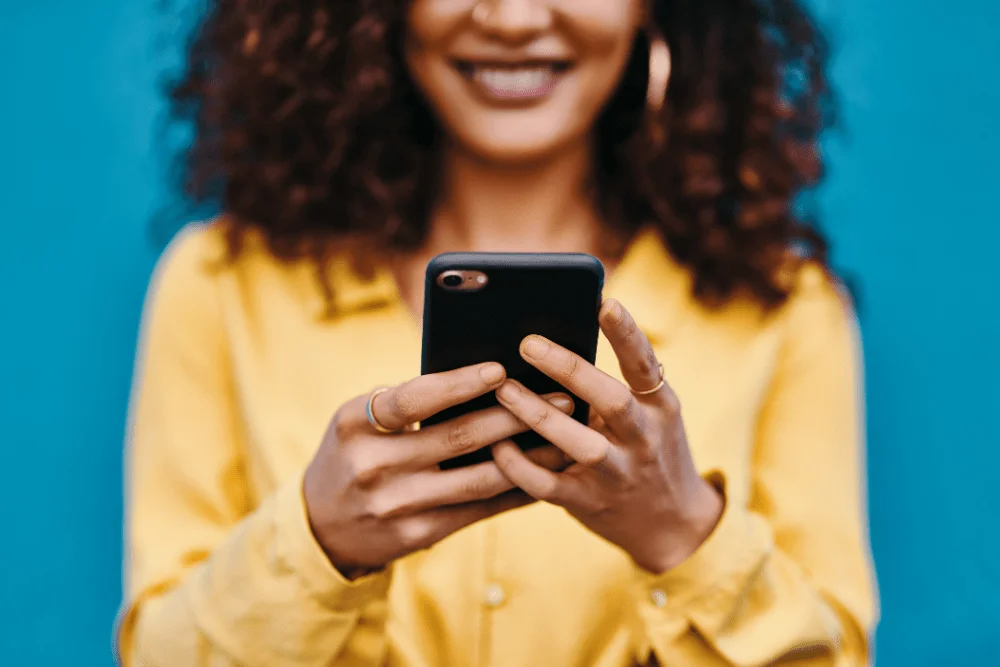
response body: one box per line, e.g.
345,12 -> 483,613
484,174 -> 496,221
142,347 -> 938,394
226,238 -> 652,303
303,362 -> 573,577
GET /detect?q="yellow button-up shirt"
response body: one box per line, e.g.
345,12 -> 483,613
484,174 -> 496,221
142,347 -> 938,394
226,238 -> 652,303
117,223 -> 877,666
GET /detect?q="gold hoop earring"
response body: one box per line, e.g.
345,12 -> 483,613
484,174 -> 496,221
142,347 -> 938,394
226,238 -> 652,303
646,32 -> 671,113
471,1 -> 492,26
645,30 -> 671,147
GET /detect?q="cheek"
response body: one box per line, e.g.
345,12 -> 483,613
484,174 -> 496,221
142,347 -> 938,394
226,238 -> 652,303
403,1 -> 467,106
557,0 -> 641,45
573,37 -> 636,113
405,0 -> 466,63
546,1 -> 641,116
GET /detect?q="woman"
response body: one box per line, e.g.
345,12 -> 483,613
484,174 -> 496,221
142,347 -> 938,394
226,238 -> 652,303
117,0 -> 878,665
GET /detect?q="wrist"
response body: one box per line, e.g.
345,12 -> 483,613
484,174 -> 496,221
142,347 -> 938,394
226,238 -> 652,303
633,478 -> 724,574
302,476 -> 383,579
309,528 -> 388,581
308,527 -> 386,581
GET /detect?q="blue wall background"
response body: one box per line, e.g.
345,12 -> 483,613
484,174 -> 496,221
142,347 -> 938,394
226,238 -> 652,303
1,1 -> 997,664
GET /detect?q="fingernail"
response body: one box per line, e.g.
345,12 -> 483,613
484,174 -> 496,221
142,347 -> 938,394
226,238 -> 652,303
521,336 -> 549,359
547,394 -> 574,412
496,380 -> 520,403
600,299 -> 623,324
479,363 -> 505,386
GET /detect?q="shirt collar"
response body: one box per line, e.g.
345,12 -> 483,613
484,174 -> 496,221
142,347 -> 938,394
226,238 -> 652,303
318,228 -> 693,345
306,254 -> 399,319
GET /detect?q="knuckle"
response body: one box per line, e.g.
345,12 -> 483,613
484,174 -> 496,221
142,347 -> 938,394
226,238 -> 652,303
534,479 -> 560,502
662,388 -> 682,415
387,390 -> 422,424
397,520 -> 433,550
585,496 -> 612,517
367,494 -> 405,520
458,471 -> 503,501
621,311 -> 640,341
331,409 -> 353,441
492,447 -> 514,472
530,407 -> 551,431
446,421 -> 481,453
636,349 -> 659,376
579,439 -> 612,468
560,353 -> 582,380
607,391 -> 637,421
350,453 -> 390,487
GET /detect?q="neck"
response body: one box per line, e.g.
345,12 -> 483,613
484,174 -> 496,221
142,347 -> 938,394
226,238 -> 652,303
424,140 -> 606,255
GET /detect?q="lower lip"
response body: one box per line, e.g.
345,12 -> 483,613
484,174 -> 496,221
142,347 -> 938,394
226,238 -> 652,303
458,67 -> 566,104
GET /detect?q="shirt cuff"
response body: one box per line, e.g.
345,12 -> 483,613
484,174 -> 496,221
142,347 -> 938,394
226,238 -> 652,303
632,470 -> 774,654
272,471 -> 392,612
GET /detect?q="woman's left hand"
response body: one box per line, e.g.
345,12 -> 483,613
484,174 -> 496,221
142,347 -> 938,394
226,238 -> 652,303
492,299 -> 724,574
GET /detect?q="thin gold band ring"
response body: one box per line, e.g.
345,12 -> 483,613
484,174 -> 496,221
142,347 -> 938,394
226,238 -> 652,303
366,387 -> 398,434
631,364 -> 666,396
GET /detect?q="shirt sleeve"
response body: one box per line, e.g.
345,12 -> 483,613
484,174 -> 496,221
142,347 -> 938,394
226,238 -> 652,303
631,268 -> 879,666
115,225 -> 392,667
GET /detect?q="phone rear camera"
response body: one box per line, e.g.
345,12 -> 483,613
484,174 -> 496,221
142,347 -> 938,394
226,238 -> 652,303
442,274 -> 463,287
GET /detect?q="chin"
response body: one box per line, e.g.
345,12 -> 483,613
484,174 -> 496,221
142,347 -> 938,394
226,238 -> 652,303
453,127 -> 584,168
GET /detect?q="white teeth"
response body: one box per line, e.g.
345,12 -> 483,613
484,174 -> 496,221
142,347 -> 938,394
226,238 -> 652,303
472,67 -> 555,95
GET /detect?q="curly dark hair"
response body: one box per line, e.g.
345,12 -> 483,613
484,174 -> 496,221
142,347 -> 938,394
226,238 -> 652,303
168,0 -> 835,310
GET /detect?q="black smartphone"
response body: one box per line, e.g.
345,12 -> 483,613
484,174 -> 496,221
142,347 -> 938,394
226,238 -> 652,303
420,252 -> 605,469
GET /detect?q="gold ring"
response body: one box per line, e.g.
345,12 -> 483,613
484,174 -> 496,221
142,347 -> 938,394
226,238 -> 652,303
631,364 -> 665,396
366,387 -> 398,434
471,1 -> 492,25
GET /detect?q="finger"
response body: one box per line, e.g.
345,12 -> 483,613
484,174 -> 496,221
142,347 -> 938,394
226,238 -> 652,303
519,334 -> 645,440
587,410 -> 615,445
399,488 -> 535,552
599,299 -> 674,405
524,444 -> 574,472
403,393 -> 574,468
491,440 -> 587,507
379,442 -> 574,518
369,362 -> 508,432
495,380 -> 621,471
378,461 -> 518,517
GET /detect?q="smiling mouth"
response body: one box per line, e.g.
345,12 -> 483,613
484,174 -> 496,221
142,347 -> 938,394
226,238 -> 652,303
454,61 -> 572,103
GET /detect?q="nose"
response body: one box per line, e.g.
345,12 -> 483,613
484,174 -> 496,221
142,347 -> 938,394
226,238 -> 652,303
472,0 -> 553,42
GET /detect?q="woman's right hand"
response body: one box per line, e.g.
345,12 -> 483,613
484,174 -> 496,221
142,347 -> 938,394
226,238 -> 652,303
303,362 -> 572,577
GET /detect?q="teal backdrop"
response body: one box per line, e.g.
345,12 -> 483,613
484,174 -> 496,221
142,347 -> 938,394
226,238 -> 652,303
1,1 -> 997,664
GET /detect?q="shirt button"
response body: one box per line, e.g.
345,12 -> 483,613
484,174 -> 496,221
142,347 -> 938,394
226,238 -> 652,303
483,583 -> 506,608
650,588 -> 668,608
